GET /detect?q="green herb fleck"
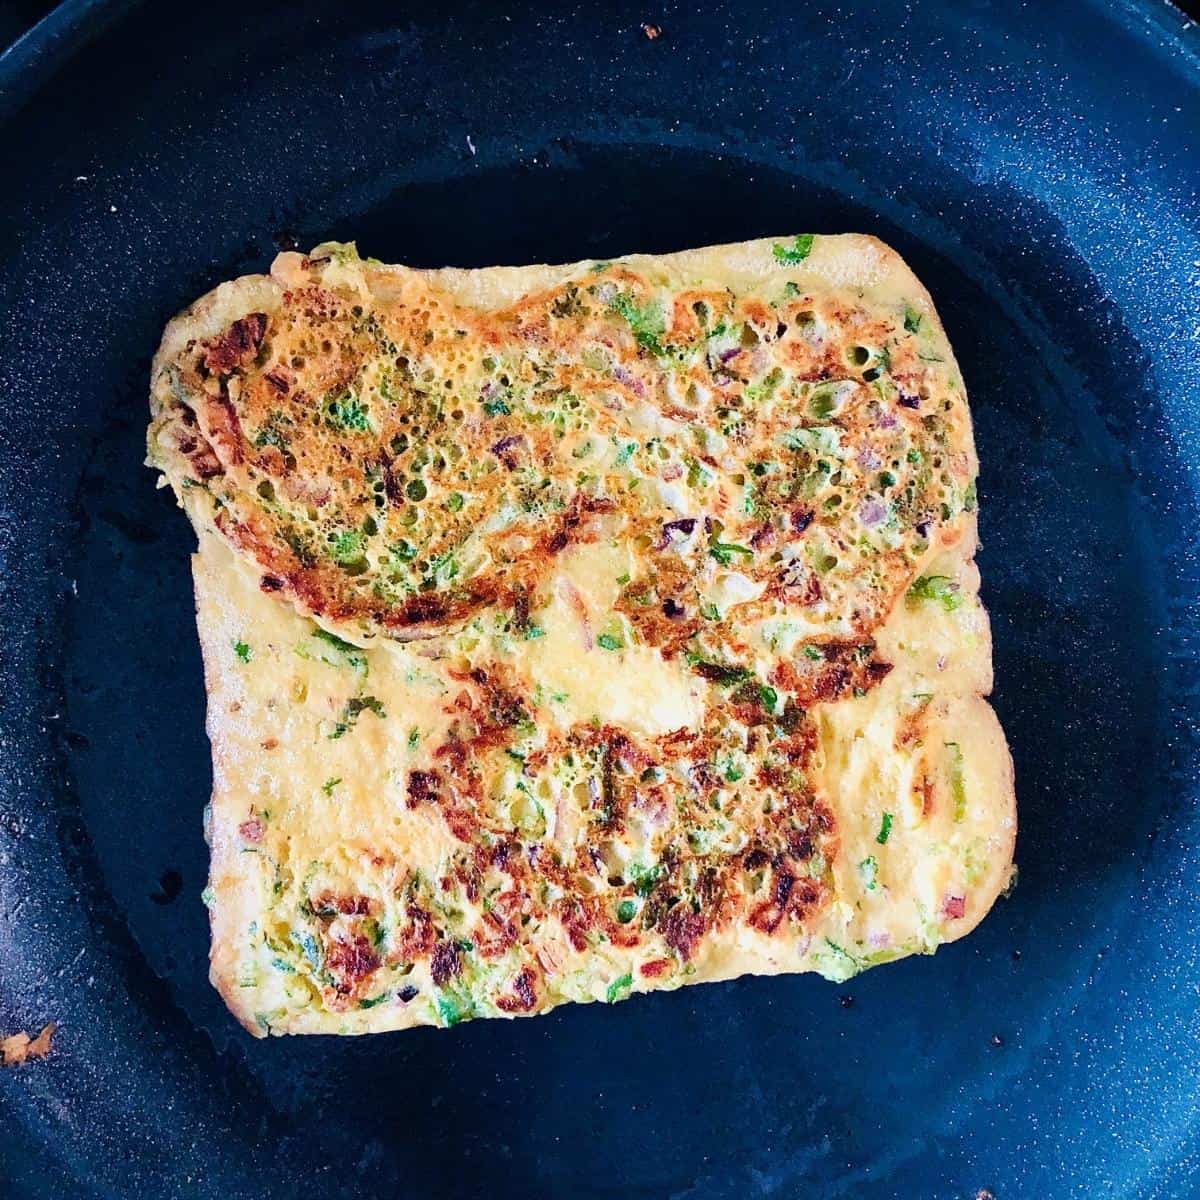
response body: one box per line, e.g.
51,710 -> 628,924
616,900 -> 637,924
436,993 -> 469,1027
809,388 -> 837,421
803,644 -> 823,661
233,640 -> 252,664
446,492 -> 465,512
329,528 -> 366,567
296,932 -> 322,970
524,625 -> 546,640
301,628 -> 367,675
709,540 -> 753,566
605,972 -> 633,1003
904,306 -> 923,334
609,292 -> 666,356
597,632 -> 624,652
687,655 -> 752,686
858,855 -> 880,892
327,695 -> 387,740
876,812 -> 894,844
325,390 -> 371,431
629,862 -> 662,897
321,777 -> 342,796
908,575 -> 963,612
772,233 -> 815,265
946,742 -> 967,822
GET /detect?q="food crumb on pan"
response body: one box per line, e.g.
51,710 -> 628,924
2,1023 -> 56,1066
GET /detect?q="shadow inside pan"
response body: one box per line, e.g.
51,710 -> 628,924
61,143 -> 1170,1198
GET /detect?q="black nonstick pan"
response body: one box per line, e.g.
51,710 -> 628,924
1,2 -> 1198,1197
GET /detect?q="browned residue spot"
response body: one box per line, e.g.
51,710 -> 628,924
203,312 -> 268,375
430,939 -> 462,986
326,934 -> 380,994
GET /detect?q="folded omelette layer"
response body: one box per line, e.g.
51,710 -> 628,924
149,235 -> 1015,1035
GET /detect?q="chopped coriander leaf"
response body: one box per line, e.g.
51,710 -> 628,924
616,572 -> 631,585
327,695 -> 386,740
609,292 -> 666,356
524,625 -> 546,640
407,727 -> 420,750
783,281 -> 801,298
233,639 -> 252,664
772,233 -> 815,264
699,601 -> 721,621
803,644 -> 823,661
629,862 -> 662,897
908,574 -> 962,612
358,992 -> 391,1009
708,540 -> 753,566
597,632 -> 624,651
904,306 -> 923,333
876,812 -> 894,844
615,441 -> 637,466
302,627 -> 367,675
436,993 -> 469,1027
324,390 -> 371,431
329,528 -> 366,567
759,685 -> 778,712
321,777 -> 342,796
606,973 -> 633,1003
687,655 -> 751,686
482,395 -> 511,417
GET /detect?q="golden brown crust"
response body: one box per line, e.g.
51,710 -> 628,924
151,240 -> 977,649
158,236 -> 1014,1036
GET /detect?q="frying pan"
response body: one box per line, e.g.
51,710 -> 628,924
1,1 -> 1197,1196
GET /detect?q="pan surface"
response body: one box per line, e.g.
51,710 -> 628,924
0,2 -> 1198,1197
